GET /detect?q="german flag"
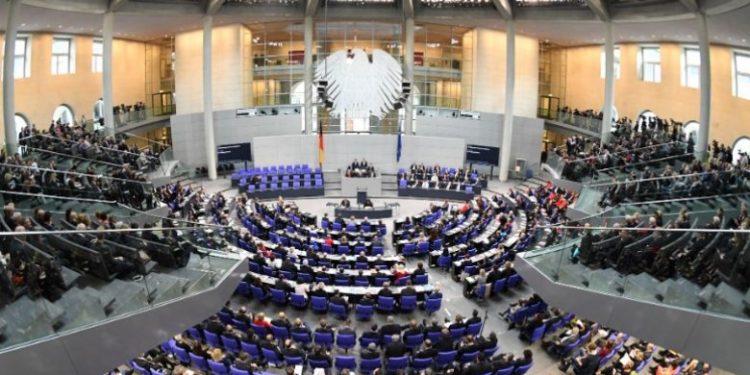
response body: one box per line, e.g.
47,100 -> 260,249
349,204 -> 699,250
318,127 -> 325,167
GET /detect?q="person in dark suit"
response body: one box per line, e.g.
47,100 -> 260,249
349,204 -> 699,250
414,340 -> 438,359
465,310 -> 482,325
281,339 -> 305,359
384,334 -> 409,357
204,316 -> 225,336
402,319 -> 423,338
360,342 -> 381,359
378,283 -> 394,298
380,316 -> 402,337
434,329 -> 455,352
329,290 -> 349,313
271,312 -> 291,330
361,324 -> 381,346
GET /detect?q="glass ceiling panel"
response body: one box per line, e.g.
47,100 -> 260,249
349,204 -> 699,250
420,0 -> 493,8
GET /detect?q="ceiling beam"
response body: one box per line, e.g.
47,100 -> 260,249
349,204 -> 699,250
204,0 -> 226,15
678,0 -> 701,13
109,0 -> 128,12
585,0 -> 609,21
306,0 -> 320,17
403,0 -> 415,18
490,0 -> 513,20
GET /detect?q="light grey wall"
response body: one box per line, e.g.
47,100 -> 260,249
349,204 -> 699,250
171,110 -> 302,168
172,109 -> 543,177
417,112 -> 544,176
252,134 -> 466,172
0,258 -> 246,375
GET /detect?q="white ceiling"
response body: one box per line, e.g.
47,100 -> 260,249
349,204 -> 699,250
2,0 -> 750,49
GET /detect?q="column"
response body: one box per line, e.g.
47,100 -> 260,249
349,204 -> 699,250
303,16 -> 314,135
3,0 -> 21,154
499,22 -> 515,182
404,17 -> 415,134
203,15 -> 217,180
696,12 -> 711,158
102,11 -> 115,136
601,21 -> 615,145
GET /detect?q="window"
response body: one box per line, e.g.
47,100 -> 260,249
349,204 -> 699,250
52,105 -> 74,125
13,35 -> 31,79
682,47 -> 700,88
639,46 -> 661,83
51,37 -> 74,75
92,39 -> 103,73
733,51 -> 750,100
732,137 -> 750,165
600,46 -> 620,79
14,114 -> 29,138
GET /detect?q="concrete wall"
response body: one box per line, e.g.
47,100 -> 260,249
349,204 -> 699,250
252,134 -> 466,172
174,24 -> 249,114
172,109 -> 543,176
170,110 -> 302,168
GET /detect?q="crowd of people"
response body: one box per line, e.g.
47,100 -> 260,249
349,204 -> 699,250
118,304 -> 535,375
345,159 -> 376,178
398,164 -> 485,191
555,114 -> 694,182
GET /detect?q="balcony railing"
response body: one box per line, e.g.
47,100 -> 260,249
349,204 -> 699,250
520,222 -> 750,322
0,208 -> 242,353
538,108 -> 603,135
114,106 -> 176,128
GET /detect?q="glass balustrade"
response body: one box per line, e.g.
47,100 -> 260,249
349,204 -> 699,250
114,106 -> 176,128
0,209 -> 242,353
521,223 -> 750,322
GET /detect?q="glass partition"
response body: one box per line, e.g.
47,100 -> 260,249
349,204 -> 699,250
521,221 -> 750,321
250,22 -> 306,106
0,198 -> 242,352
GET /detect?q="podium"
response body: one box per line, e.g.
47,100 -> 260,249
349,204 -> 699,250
341,174 -> 382,196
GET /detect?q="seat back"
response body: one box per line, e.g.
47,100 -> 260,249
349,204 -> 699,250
400,295 -> 417,311
360,357 -> 382,373
377,296 -> 395,311
204,331 -> 221,348
314,331 -> 335,347
230,366 -> 251,375
189,353 -> 209,371
466,322 -> 482,336
386,356 -> 409,371
513,363 -> 532,375
412,357 -> 433,370
261,348 -> 283,365
311,296 -> 328,312
335,355 -> 357,370
425,297 -> 442,313
436,351 -> 457,366
336,333 -> 356,349
356,304 -> 374,320
208,359 -> 228,375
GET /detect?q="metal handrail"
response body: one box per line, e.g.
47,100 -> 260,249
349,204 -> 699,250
536,224 -> 750,235
121,132 -> 171,148
1,189 -> 118,204
561,141 -> 685,164
23,147 -> 124,168
585,167 -> 748,188
0,162 -> 155,186
21,133 -> 159,160
595,153 -> 693,174
616,191 -> 750,207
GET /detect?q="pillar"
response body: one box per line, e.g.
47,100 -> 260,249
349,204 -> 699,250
304,16 -> 314,135
404,17 -> 415,134
3,0 -> 21,154
601,21 -> 615,145
499,22 -> 515,182
696,12 -> 711,158
102,11 -> 115,136
203,15 -> 217,180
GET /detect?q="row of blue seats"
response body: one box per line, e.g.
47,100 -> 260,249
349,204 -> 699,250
160,329 -> 533,375
320,220 -> 386,235
240,173 -> 322,183
248,262 -> 429,287
236,281 -> 442,318
233,164 -> 320,177
247,179 -> 323,192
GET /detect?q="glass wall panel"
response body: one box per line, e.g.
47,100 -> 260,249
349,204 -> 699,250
249,22 -> 305,106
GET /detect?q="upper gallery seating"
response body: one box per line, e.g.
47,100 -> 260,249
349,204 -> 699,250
555,116 -> 693,183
